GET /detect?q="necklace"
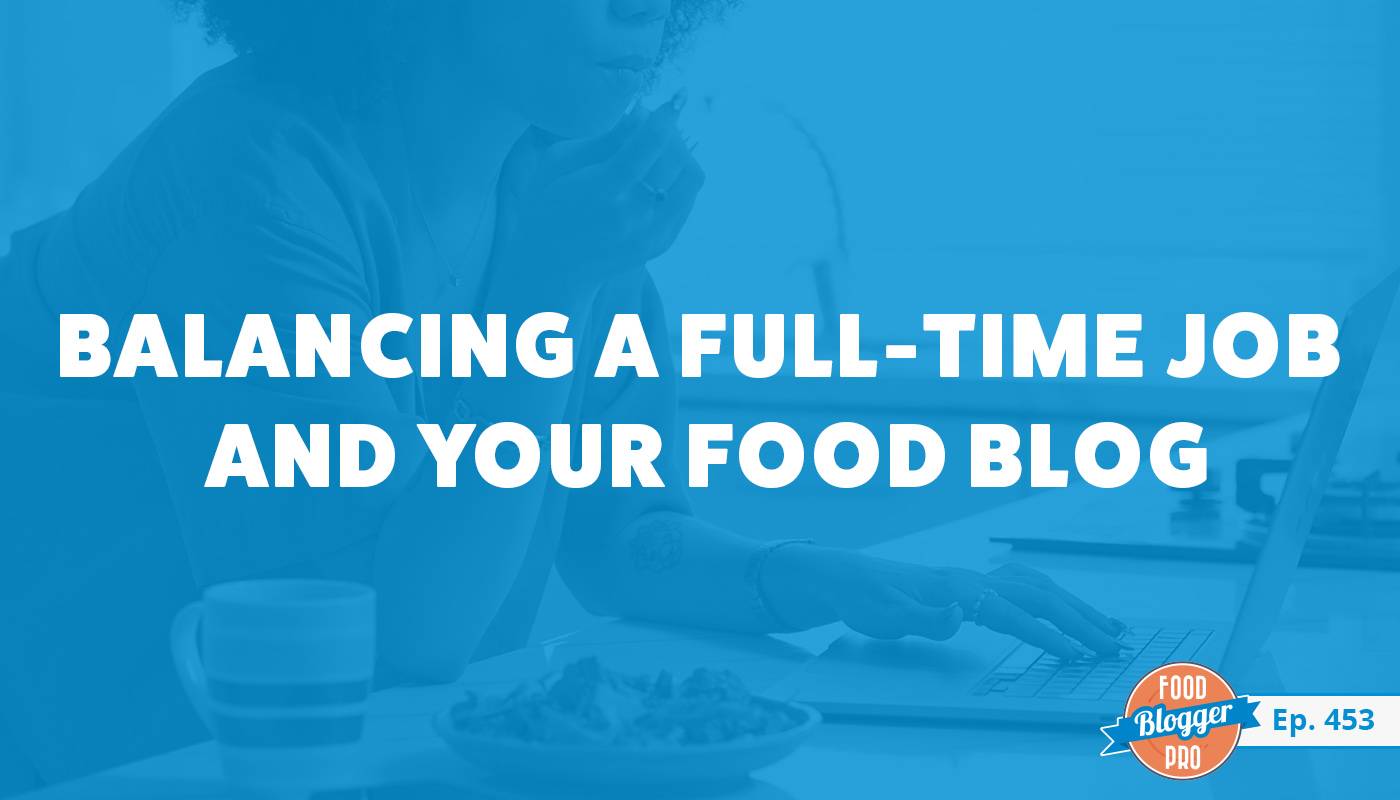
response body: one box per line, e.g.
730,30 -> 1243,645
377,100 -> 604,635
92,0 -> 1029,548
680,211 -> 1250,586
390,89 -> 499,292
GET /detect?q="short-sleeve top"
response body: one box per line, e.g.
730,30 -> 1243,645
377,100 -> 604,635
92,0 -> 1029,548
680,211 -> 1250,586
0,55 -> 687,783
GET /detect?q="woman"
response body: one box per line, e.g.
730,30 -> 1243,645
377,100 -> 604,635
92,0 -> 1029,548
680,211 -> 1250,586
0,0 -> 1121,789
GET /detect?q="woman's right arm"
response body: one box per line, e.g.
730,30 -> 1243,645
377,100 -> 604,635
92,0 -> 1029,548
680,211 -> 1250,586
369,271 -> 596,683
369,99 -> 702,680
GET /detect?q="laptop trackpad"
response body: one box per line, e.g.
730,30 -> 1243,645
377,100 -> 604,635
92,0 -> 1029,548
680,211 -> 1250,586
787,626 -> 1015,706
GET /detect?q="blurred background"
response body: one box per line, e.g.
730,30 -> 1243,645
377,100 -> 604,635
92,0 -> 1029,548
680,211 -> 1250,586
3,1 -> 1387,321
0,1 -> 231,238
4,0 -> 1397,635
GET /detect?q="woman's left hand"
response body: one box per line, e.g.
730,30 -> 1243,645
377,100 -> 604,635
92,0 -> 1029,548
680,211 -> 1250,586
762,545 -> 1127,660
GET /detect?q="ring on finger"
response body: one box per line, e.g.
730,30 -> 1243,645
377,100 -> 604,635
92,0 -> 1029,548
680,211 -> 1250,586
638,180 -> 667,203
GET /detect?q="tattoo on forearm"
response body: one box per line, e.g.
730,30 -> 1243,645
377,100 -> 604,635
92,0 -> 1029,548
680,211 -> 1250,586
628,516 -> 685,574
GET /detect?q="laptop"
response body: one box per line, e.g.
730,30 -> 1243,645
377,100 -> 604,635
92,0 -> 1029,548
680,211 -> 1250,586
788,272 -> 1399,725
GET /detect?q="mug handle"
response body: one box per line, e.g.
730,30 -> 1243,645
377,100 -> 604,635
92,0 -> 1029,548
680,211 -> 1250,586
170,602 -> 213,730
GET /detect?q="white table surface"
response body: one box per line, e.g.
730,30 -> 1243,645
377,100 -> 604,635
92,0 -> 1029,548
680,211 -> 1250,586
19,436 -> 1400,800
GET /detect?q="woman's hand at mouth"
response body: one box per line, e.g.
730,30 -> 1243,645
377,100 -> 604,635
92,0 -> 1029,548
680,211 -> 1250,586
760,545 -> 1128,660
491,90 -> 704,302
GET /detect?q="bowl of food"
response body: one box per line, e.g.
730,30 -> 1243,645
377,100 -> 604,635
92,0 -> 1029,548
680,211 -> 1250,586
434,657 -> 820,786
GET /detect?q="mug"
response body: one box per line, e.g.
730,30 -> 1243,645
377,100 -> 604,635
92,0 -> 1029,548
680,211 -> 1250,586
170,579 -> 376,791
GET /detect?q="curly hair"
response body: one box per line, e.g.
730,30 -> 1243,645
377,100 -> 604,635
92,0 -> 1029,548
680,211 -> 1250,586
172,0 -> 738,69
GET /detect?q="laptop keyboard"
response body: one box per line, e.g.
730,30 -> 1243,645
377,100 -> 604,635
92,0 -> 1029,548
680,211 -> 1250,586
971,626 -> 1214,700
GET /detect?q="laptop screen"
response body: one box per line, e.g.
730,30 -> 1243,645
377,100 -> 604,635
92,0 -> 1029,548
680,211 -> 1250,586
1222,271 -> 1400,674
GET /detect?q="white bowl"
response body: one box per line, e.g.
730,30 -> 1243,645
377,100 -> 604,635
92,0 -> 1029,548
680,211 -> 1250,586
433,698 -> 821,786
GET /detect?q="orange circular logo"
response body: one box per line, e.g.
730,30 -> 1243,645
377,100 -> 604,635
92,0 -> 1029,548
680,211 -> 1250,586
1101,662 -> 1251,779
